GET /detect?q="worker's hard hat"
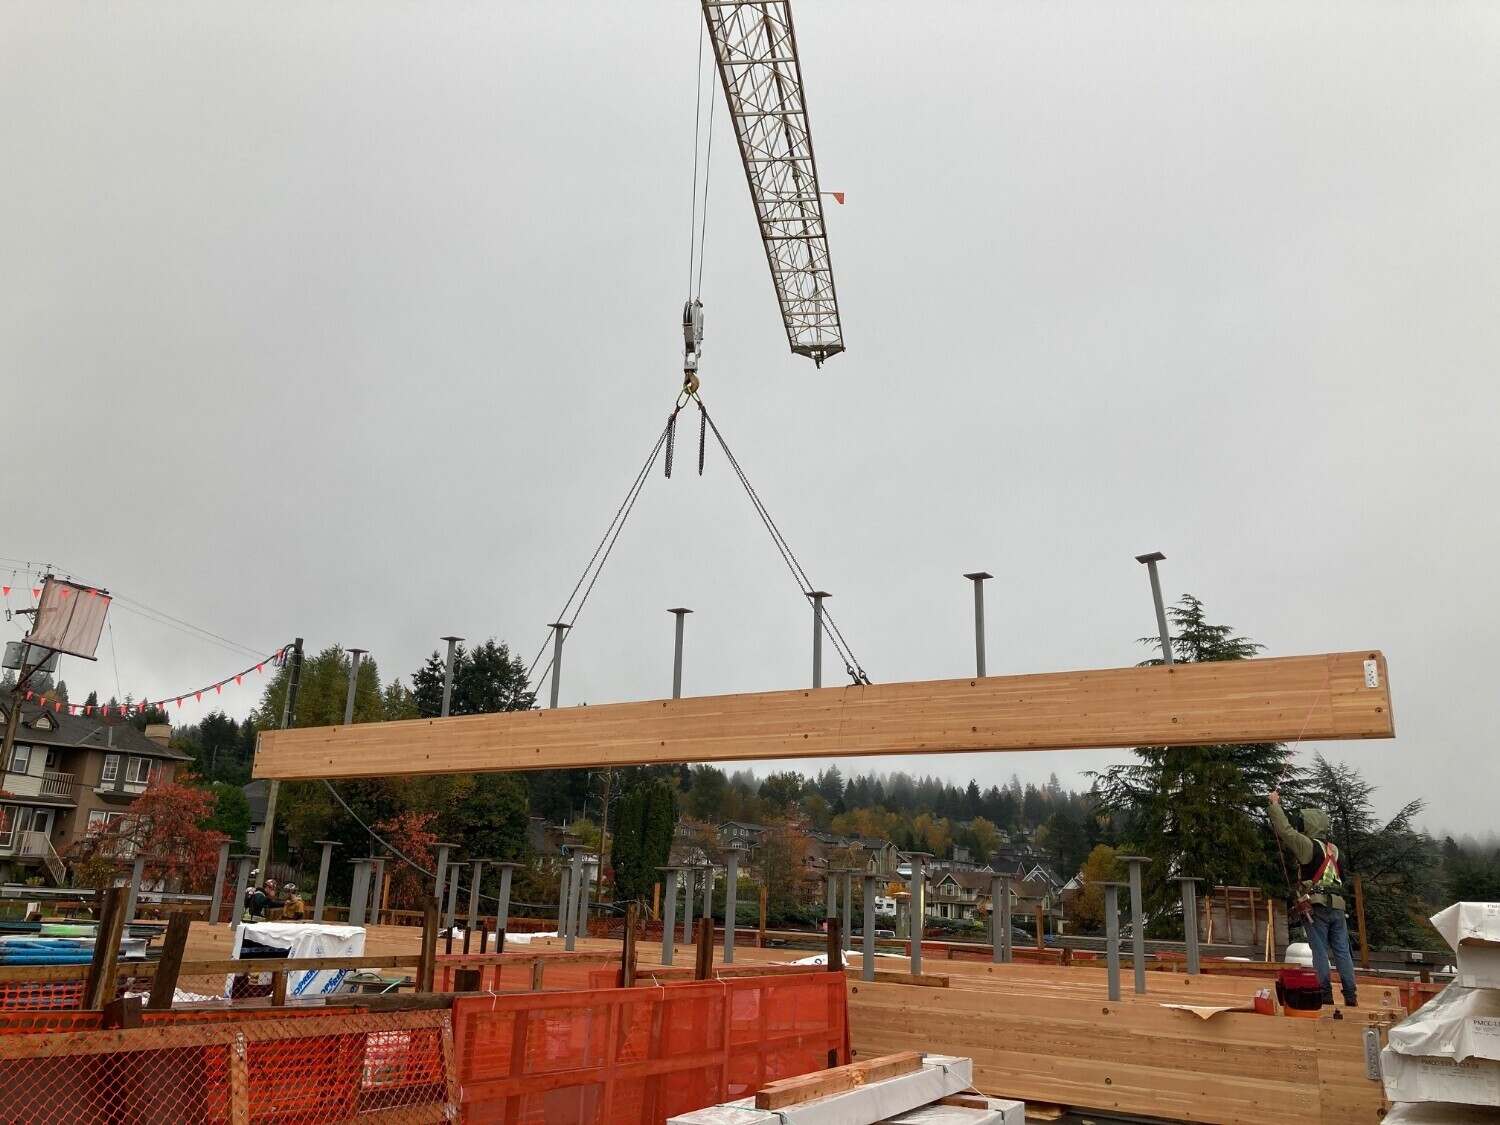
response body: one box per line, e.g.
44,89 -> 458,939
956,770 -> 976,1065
284,884 -> 297,892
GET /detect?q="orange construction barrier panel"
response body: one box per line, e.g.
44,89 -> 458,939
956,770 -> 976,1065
452,971 -> 848,1123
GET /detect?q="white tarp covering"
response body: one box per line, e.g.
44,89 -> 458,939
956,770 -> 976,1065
1388,984 -> 1500,1065
1432,903 -> 1500,989
668,1056 -> 976,1124
227,922 -> 365,999
1381,1048 -> 1500,1106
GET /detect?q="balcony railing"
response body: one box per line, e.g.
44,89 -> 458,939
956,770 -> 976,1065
40,771 -> 79,798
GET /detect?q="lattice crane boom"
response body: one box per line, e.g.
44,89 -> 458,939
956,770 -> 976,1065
701,0 -> 844,367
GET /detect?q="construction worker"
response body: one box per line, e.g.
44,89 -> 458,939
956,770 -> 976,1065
1268,790 -> 1357,1008
281,883 -> 307,920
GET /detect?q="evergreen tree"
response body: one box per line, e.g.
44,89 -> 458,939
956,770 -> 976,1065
1090,596 -> 1296,912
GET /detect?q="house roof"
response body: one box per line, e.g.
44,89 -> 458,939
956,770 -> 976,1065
717,821 -> 767,834
1,703 -> 193,762
934,869 -> 994,893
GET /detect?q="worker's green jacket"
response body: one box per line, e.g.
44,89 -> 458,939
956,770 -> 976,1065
1269,803 -> 1346,912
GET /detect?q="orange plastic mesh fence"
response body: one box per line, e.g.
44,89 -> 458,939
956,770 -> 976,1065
452,972 -> 847,1123
0,1010 -> 452,1124
436,954 -> 620,995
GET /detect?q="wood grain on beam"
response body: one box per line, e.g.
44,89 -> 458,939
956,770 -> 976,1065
252,651 -> 1392,780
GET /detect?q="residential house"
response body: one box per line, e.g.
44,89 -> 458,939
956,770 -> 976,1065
716,821 -> 768,850
925,868 -> 993,922
0,705 -> 191,885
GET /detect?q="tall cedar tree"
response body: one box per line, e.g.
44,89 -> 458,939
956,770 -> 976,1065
1089,596 -> 1296,914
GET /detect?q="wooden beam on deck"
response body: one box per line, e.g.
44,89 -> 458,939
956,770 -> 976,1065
253,651 -> 1393,779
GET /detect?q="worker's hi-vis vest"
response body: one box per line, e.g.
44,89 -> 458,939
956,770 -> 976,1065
1298,840 -> 1343,896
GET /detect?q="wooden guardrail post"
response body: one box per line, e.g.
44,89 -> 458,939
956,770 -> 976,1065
270,971 -> 287,1007
147,911 -> 192,1010
826,916 -> 843,973
417,899 -> 440,993
694,916 -> 715,980
82,885 -> 128,1010
622,903 -> 639,987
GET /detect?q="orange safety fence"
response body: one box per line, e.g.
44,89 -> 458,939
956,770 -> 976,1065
436,953 -> 621,994
0,1009 -> 452,1124
451,971 -> 848,1123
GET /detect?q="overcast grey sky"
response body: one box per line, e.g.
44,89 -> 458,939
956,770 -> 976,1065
3,2 -> 1496,834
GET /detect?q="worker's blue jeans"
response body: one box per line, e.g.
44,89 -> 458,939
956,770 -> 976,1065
1306,903 -> 1357,1004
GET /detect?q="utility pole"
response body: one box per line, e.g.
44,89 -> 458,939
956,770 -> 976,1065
808,592 -> 830,689
255,638 -> 303,879
548,623 -> 570,708
343,648 -> 367,725
963,572 -> 992,677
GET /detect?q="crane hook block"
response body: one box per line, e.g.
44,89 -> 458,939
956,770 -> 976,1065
682,299 -> 705,387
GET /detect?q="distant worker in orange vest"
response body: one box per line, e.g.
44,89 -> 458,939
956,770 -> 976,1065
1269,790 -> 1358,1008
281,884 -> 308,921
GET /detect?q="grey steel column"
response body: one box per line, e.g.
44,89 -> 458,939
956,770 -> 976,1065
991,874 -> 1014,964
573,856 -> 593,942
808,592 -> 830,688
963,571 -> 993,677
229,855 -> 254,936
495,863 -> 518,934
825,870 -> 839,920
124,853 -> 147,921
558,864 -> 573,936
841,869 -> 854,953
681,867 -> 696,944
1120,854 -> 1150,995
343,648 -> 366,724
1134,553 -> 1173,665
700,864 -> 714,927
444,865 -> 461,931
659,867 -> 680,966
565,849 -> 585,950
440,636 -> 463,717
312,840 -> 339,923
1103,882 -> 1124,1001
210,841 -> 230,925
433,843 -> 457,912
861,873 -> 878,982
724,849 -> 744,964
1175,877 -> 1204,975
548,623 -> 570,708
908,853 -> 930,975
467,860 -> 487,932
369,858 -> 386,925
349,859 -> 372,926
668,609 -> 692,698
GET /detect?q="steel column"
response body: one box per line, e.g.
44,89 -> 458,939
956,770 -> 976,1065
908,853 -> 928,975
433,843 -> 456,911
565,850 -> 584,950
1134,553 -> 1173,665
659,867 -> 680,966
124,854 -> 146,922
1103,882 -> 1124,1001
495,863 -> 518,934
558,865 -> 572,937
724,849 -> 743,964
369,858 -> 386,925
467,860 -> 486,933
349,859 -> 372,927
312,840 -> 338,923
548,623 -> 570,709
963,571 -> 993,677
1176,877 -> 1204,975
681,867 -> 696,944
230,856 -> 254,937
861,873 -> 878,981
209,842 -> 230,925
841,869 -> 854,952
808,591 -> 830,688
440,636 -> 463,717
1120,855 -> 1149,995
992,873 -> 1014,963
668,609 -> 692,698
343,648 -> 366,724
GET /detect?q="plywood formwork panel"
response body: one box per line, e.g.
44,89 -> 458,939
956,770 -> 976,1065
253,651 -> 1392,780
